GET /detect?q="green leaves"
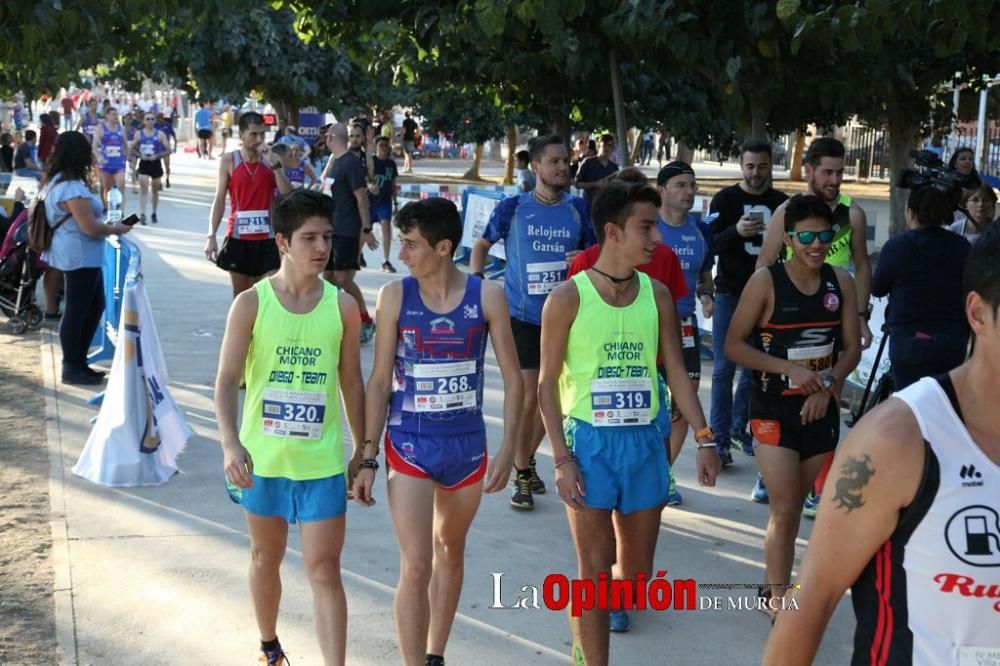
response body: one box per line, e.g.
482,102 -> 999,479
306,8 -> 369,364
776,0 -> 801,22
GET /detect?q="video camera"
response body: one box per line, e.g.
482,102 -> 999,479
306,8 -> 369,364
896,150 -> 976,194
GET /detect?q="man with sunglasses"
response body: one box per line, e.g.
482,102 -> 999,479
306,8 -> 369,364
757,137 -> 873,519
130,113 -> 171,224
724,194 -> 861,619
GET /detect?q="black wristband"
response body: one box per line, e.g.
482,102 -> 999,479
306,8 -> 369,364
359,458 -> 380,472
362,227 -> 373,233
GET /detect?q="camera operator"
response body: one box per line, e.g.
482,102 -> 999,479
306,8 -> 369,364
872,185 -> 970,389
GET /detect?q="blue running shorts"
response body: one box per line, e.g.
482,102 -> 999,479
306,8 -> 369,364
386,430 -> 488,490
240,474 -> 347,523
564,417 -> 669,514
370,203 -> 393,224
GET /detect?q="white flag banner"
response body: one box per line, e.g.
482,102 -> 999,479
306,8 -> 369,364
73,278 -> 191,486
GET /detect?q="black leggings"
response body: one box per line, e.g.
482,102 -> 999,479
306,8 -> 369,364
59,267 -> 104,372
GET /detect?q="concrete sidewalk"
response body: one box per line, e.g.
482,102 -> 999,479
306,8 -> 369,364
44,152 -> 858,665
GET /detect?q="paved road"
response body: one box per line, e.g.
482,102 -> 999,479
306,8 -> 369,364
46,151 -> 859,665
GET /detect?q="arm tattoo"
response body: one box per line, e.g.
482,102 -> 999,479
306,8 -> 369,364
832,454 -> 875,513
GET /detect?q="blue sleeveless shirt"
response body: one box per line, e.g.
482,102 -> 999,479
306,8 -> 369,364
388,276 -> 488,435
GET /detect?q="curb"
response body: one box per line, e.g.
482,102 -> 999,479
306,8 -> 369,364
41,329 -> 78,666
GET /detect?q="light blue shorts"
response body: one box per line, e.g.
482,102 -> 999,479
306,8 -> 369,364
239,474 -> 347,523
565,417 -> 669,514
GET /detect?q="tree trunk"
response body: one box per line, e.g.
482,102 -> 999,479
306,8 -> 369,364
750,103 -> 769,139
502,126 -> 516,185
886,97 -> 921,238
789,130 -> 806,182
675,141 -> 694,164
549,114 -> 571,143
609,51 -> 630,166
462,143 -> 485,180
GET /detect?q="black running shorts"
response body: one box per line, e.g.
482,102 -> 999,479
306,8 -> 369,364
510,316 -> 542,370
749,389 -> 839,460
326,234 -> 361,272
216,237 -> 281,278
137,159 -> 163,179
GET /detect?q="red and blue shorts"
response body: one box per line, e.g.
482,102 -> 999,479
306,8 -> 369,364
386,429 -> 488,490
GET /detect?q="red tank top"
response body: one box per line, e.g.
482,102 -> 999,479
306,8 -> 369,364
226,150 -> 276,239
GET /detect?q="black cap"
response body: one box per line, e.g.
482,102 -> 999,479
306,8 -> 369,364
656,160 -> 695,186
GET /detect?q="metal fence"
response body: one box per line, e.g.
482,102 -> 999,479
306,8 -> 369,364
668,121 -> 1000,182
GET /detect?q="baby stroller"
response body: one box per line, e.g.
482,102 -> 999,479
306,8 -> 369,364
0,209 -> 45,334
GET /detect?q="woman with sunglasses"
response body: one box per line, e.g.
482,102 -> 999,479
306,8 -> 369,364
725,193 -> 861,618
872,185 -> 971,390
129,113 -> 171,224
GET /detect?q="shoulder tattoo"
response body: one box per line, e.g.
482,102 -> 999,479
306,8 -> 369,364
832,454 -> 875,513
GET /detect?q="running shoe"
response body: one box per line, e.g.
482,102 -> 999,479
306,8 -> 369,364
165,177 -> 170,188
151,213 -> 158,224
528,455 -> 546,494
360,321 -> 376,345
359,255 -> 367,268
510,469 -> 533,510
716,445 -> 734,467
425,656 -> 444,666
750,474 -> 769,504
381,261 -> 397,273
258,646 -> 290,665
667,473 -> 683,506
609,609 -> 630,633
802,491 -> 820,519
757,585 -> 777,624
139,213 -> 147,225
732,429 -> 754,456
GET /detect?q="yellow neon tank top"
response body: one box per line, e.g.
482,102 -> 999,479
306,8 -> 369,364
559,271 -> 660,426
239,278 -> 344,480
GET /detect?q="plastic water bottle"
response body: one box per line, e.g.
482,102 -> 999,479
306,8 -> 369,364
107,186 -> 123,224
225,479 -> 243,504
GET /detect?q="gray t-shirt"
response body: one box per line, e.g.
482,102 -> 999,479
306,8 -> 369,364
330,153 -> 366,238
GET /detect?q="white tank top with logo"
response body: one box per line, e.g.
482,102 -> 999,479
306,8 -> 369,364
850,375 -> 1000,665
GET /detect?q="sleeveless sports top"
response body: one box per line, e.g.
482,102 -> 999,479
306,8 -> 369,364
285,159 -> 306,189
239,278 -> 344,480
226,149 -> 276,240
850,375 -> 1000,665
559,271 -> 660,426
784,193 -> 853,268
388,275 -> 488,435
754,263 -> 842,395
99,123 -> 126,171
81,111 -> 98,138
137,128 -> 163,161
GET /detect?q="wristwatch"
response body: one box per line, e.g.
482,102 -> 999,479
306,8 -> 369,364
821,375 -> 836,391
362,227 -> 373,233
358,458 -> 380,472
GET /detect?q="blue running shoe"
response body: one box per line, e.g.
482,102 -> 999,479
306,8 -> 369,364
802,491 -> 820,519
609,609 -> 630,633
750,474 -> 769,504
732,430 -> 755,456
717,445 -> 734,467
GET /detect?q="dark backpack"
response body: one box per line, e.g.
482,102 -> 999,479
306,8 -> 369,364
27,191 -> 70,254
